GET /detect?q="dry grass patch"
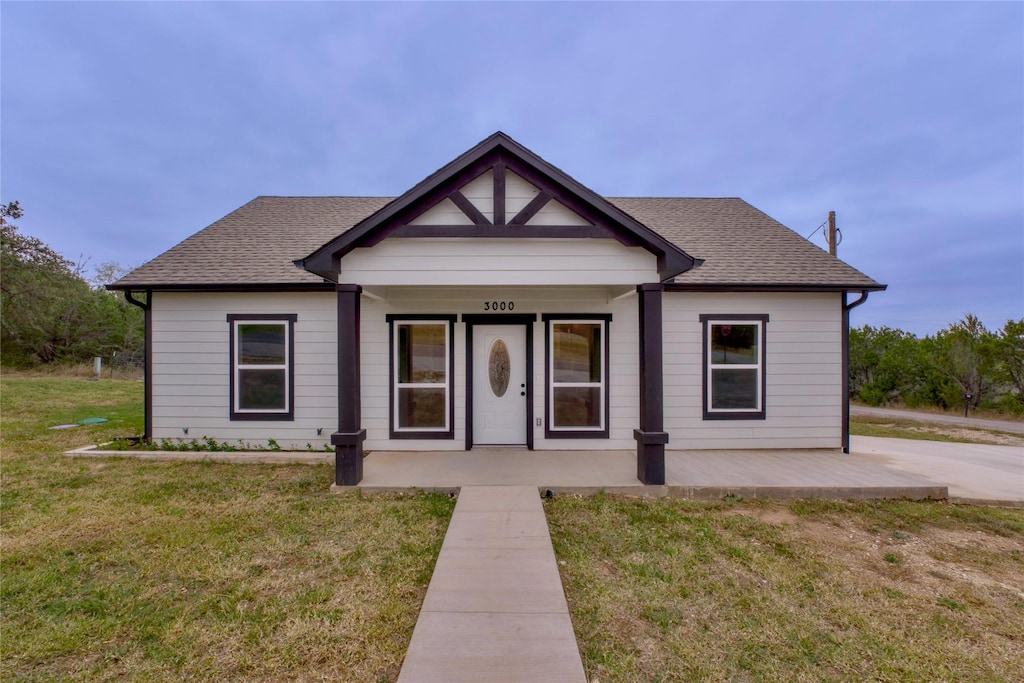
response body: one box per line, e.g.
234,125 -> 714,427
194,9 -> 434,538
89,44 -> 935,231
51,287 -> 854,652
1,376 -> 455,682
850,415 -> 1024,447
546,495 -> 1024,683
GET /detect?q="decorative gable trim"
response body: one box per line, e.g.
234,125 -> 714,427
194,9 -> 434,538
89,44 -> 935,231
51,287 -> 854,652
295,132 -> 698,282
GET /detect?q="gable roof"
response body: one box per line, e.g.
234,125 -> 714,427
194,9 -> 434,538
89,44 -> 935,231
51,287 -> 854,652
109,195 -> 883,292
296,132 -> 698,282
109,132 -> 883,293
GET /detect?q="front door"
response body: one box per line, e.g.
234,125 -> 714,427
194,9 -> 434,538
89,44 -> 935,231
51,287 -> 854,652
473,325 -> 527,445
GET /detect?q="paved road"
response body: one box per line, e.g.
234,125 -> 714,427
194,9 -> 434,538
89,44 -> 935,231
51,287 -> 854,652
851,405 -> 1024,434
851,436 -> 1024,503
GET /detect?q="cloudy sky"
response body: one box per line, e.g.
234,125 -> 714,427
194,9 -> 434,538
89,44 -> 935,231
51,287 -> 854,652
2,1 -> 1021,336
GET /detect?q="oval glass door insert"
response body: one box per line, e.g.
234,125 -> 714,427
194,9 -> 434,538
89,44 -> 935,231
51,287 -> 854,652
488,339 -> 511,398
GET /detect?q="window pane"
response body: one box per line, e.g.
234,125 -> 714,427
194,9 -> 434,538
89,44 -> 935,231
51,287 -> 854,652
711,324 -> 758,365
239,369 -> 286,410
711,368 -> 758,409
553,386 -> 601,428
239,324 -> 286,364
398,324 -> 446,383
397,387 -> 446,428
488,339 -> 510,398
553,323 -> 601,382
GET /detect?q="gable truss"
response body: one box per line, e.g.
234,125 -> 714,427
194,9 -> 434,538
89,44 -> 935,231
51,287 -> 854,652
298,132 -> 696,280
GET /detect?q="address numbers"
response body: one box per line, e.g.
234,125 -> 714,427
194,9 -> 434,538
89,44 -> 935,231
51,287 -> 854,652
484,301 -> 515,311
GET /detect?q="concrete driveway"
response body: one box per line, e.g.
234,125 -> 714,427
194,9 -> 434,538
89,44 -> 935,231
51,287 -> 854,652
851,436 -> 1024,503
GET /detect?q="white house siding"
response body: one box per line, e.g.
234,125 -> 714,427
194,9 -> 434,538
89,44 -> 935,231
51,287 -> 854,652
151,291 -> 337,449
360,286 -> 640,451
338,238 -> 659,286
663,291 -> 843,450
409,169 -> 591,227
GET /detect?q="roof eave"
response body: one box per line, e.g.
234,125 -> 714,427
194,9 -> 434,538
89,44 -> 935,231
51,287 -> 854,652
106,281 -> 336,293
664,282 -> 887,293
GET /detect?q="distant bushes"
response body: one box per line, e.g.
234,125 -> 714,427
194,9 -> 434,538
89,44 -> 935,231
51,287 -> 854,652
850,315 -> 1024,415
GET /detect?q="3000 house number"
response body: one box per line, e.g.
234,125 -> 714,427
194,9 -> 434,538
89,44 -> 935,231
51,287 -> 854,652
484,301 -> 515,311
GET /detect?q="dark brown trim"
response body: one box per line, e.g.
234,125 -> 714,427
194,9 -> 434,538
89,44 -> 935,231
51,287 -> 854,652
636,284 -> 667,484
463,314 -> 537,450
226,313 -> 297,422
386,315 -> 457,440
542,314 -> 612,439
386,224 -> 612,239
107,282 -> 336,293
843,290 -> 870,453
124,290 -> 152,440
666,283 -> 888,293
493,162 -> 506,226
508,191 -> 552,225
296,132 -> 699,281
334,285 -> 365,485
449,190 -> 491,226
699,313 -> 769,421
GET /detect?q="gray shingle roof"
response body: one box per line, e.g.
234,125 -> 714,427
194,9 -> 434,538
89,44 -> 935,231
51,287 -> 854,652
111,195 -> 882,290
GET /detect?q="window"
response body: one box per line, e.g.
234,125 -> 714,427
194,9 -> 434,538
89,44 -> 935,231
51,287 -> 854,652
544,315 -> 610,438
388,316 -> 455,439
700,314 -> 768,420
227,314 -> 296,421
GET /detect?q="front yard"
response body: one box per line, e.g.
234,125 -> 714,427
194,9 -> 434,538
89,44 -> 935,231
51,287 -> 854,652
547,495 -> 1024,682
0,376 -> 455,682
4,375 -> 1022,681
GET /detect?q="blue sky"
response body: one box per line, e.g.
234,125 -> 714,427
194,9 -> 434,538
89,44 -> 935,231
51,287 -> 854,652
2,1 -> 1021,336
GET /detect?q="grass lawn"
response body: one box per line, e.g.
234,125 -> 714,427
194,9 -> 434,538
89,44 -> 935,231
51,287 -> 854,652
547,495 -> 1024,683
1,376 -> 455,682
850,415 -> 1024,447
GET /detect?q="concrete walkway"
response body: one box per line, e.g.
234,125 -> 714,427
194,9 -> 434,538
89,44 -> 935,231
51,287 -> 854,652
397,486 -> 586,683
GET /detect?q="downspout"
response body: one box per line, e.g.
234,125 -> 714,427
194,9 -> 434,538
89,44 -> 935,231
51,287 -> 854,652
842,290 -> 870,453
124,290 -> 153,441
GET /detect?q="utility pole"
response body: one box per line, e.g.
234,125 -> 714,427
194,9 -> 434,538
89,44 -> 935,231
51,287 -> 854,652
828,210 -> 837,256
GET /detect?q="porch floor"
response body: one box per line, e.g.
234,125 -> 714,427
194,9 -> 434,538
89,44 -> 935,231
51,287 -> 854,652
353,445 -> 949,500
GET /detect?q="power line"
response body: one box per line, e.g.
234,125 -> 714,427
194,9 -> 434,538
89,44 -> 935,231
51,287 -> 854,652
805,220 -> 827,240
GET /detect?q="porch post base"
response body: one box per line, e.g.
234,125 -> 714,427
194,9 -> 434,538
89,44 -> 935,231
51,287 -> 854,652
634,429 -> 668,485
332,429 -> 366,485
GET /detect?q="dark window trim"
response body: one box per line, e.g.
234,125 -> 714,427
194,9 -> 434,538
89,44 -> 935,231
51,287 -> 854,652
463,313 -> 538,450
387,314 -> 457,440
542,314 -> 612,439
699,313 -> 769,421
227,313 -> 297,421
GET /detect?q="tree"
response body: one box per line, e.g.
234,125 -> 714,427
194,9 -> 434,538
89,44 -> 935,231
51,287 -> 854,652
1,202 -> 143,365
991,319 -> 1024,411
848,325 -> 924,405
930,314 -> 997,410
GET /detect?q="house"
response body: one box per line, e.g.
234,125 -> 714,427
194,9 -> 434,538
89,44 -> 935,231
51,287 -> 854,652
109,132 -> 885,486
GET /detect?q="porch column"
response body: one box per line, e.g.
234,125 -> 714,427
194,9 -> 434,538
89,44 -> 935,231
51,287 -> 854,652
332,284 -> 366,485
634,283 -> 668,485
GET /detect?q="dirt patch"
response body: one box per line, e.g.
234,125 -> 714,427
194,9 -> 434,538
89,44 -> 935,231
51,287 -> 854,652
726,506 -> 800,526
728,504 -> 1024,601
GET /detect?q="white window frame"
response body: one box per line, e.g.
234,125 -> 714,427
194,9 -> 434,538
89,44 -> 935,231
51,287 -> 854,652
701,315 -> 767,419
547,318 -> 607,434
392,320 -> 451,434
228,315 -> 295,420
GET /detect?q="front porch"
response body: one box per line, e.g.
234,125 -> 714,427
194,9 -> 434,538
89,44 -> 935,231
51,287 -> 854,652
341,448 -> 948,500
